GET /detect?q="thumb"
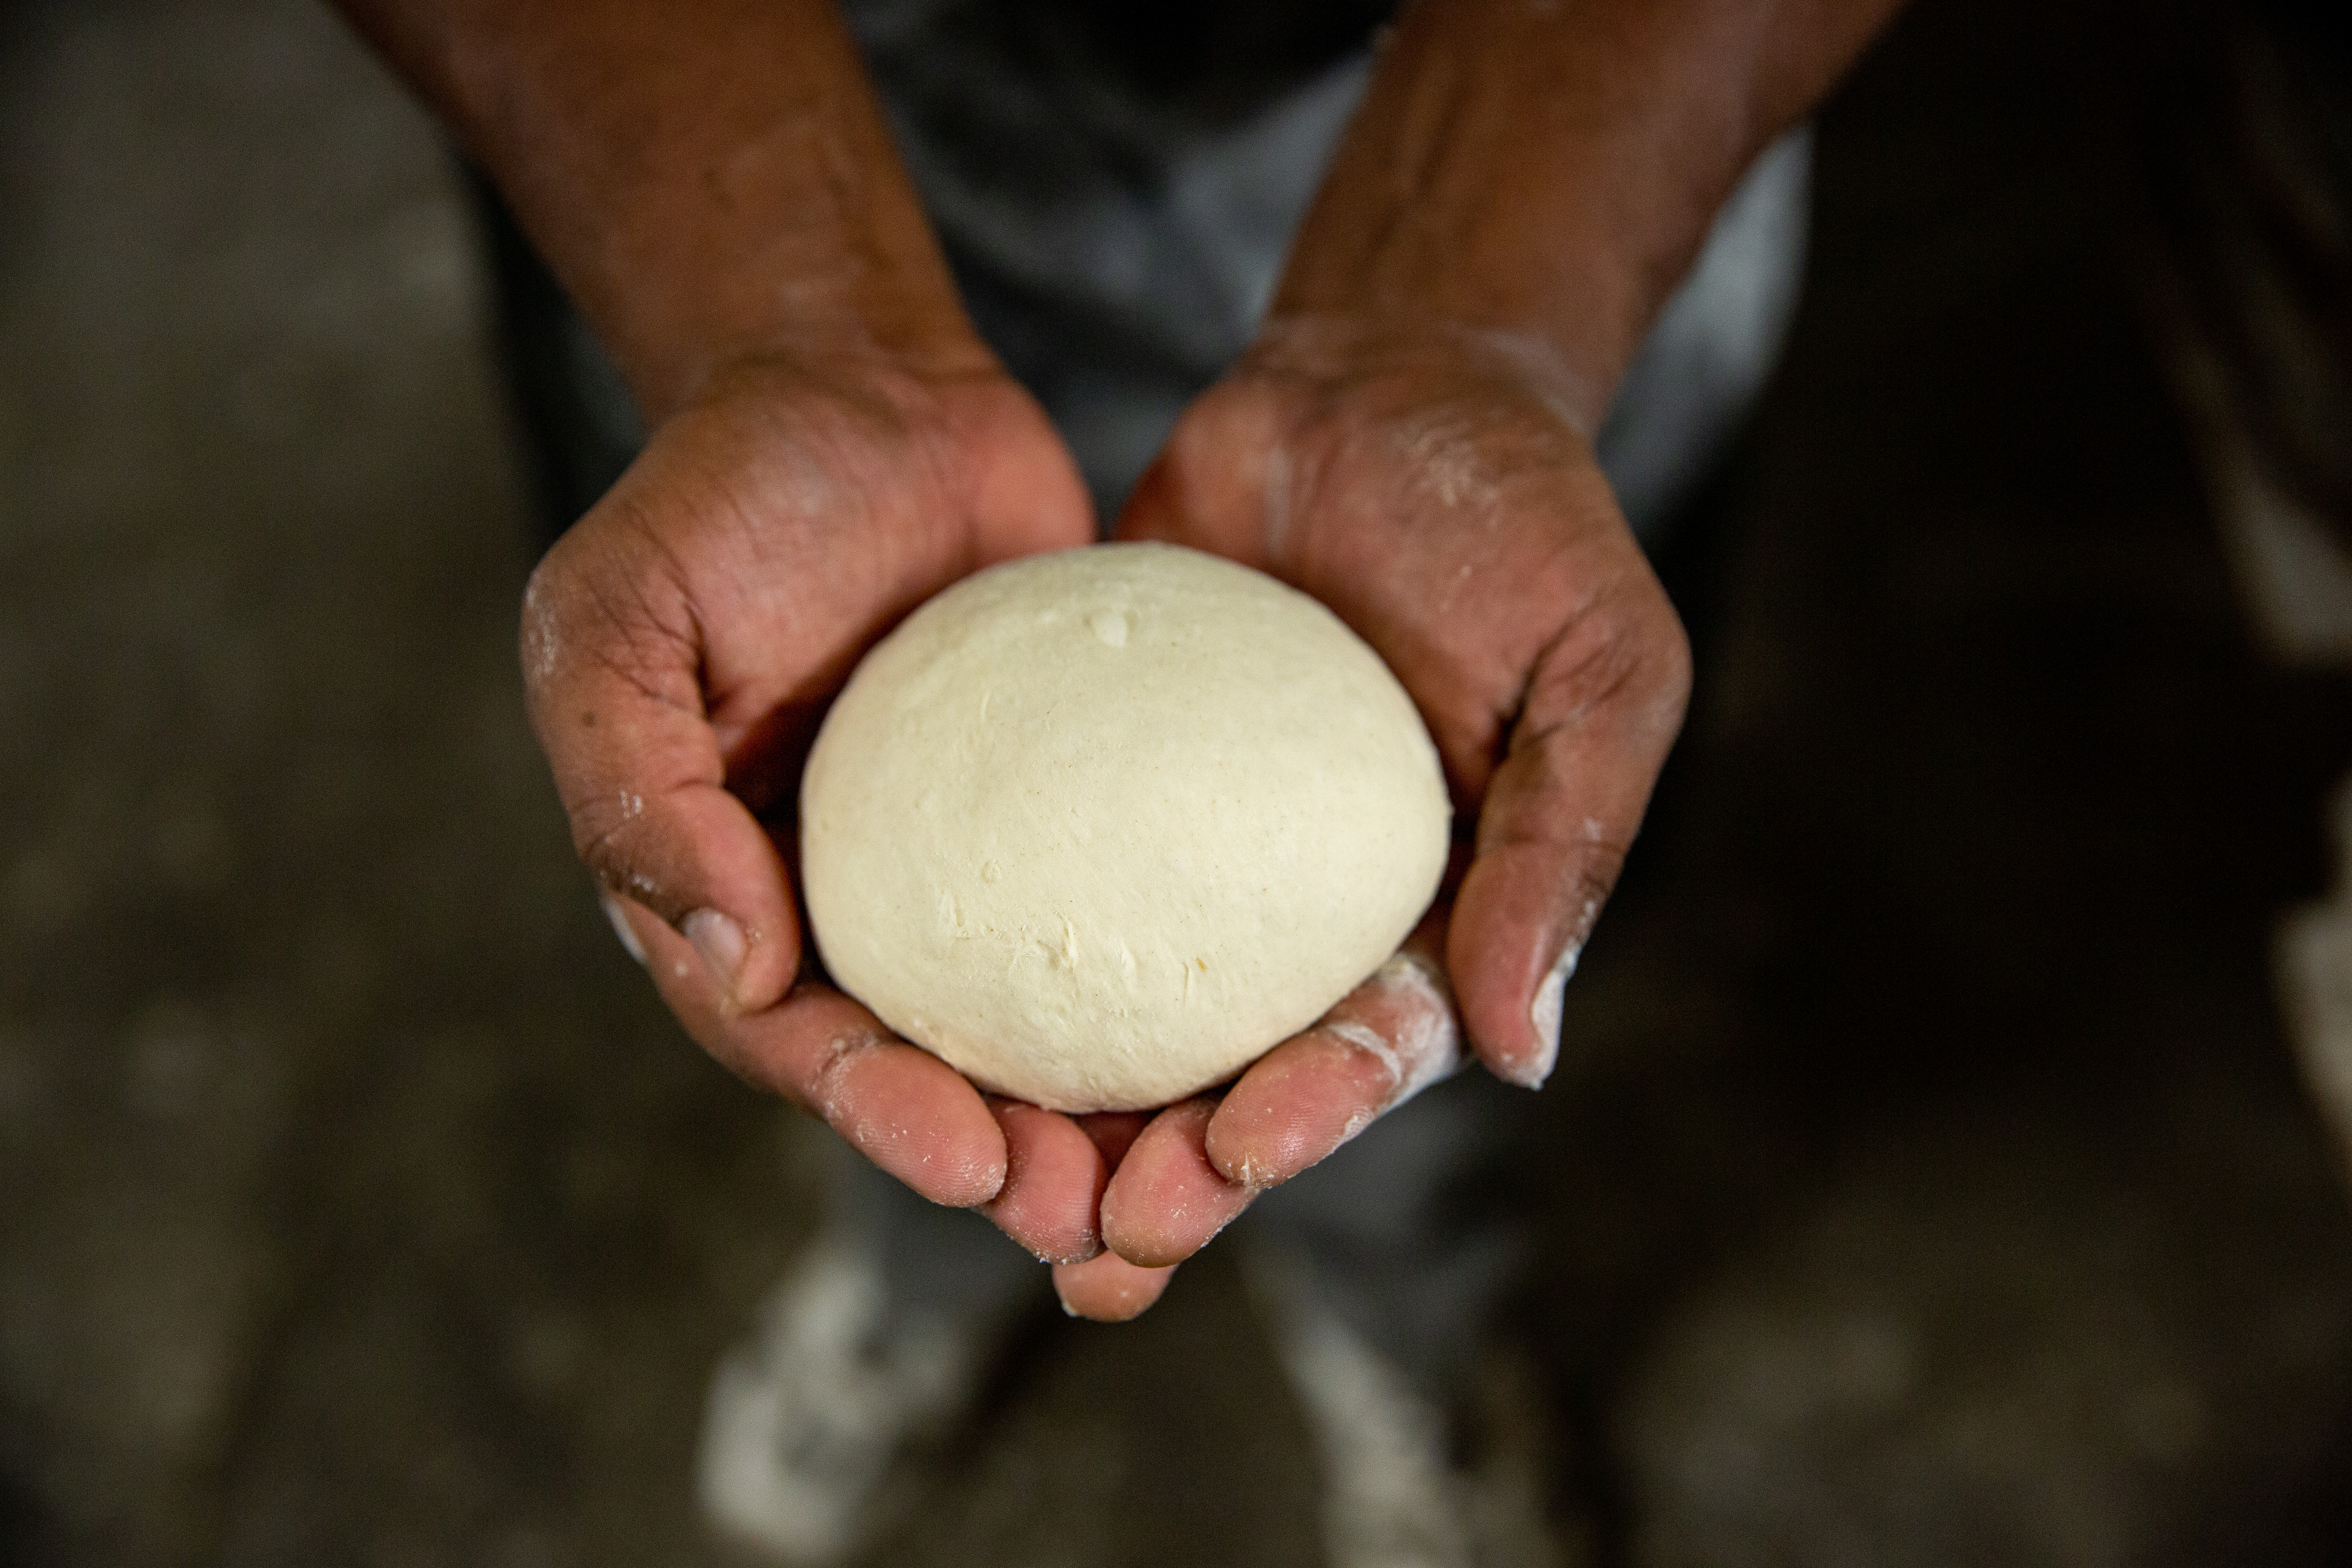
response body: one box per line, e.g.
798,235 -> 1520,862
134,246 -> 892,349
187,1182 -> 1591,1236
1109,385 -> 1284,557
520,545 -> 800,1015
1448,573 -> 1690,1087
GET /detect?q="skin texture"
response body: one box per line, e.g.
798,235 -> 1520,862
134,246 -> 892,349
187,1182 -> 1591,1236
338,0 -> 1904,1322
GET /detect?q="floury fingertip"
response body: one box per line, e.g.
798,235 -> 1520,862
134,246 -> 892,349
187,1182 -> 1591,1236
1512,943 -> 1580,1088
600,894 -> 649,966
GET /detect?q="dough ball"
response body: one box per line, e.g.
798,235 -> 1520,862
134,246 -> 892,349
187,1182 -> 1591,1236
799,542 -> 1450,1114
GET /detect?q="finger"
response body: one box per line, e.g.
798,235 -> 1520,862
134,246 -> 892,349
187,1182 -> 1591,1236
956,377 -> 1100,561
1075,1111 -> 1151,1168
1203,934 -> 1462,1190
1111,386 -> 1279,556
1449,575 -> 1691,1087
617,897 -> 1007,1207
1052,1251 -> 1178,1322
1098,1098 -> 1254,1269
980,1100 -> 1108,1264
522,534 -> 799,1015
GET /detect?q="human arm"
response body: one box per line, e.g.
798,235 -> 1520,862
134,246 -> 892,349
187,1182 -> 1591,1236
1062,0 -> 1907,1317
335,0 -> 1148,1269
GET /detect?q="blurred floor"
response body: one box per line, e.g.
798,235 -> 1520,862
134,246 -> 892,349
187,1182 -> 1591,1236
1,0 -> 2349,1566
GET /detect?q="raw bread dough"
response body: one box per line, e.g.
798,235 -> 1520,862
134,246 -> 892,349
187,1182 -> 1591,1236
800,542 -> 1450,1113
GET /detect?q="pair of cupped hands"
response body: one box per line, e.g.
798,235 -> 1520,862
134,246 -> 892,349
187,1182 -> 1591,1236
523,316 -> 1691,1321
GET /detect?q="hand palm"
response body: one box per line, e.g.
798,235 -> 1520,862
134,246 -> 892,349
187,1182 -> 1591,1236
523,332 -> 1690,1323
523,354 -> 1131,1247
1076,327 -> 1692,1295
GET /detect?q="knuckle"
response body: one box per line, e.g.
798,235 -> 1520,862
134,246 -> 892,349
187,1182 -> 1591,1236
569,798 -> 671,911
517,551 -> 570,695
1650,595 -> 1694,693
1649,608 -> 1695,725
1521,575 -> 1692,751
1321,1019 -> 1408,1098
1321,956 -> 1465,1109
1564,590 -> 1679,708
520,512 -> 701,707
566,776 -> 644,854
586,854 -> 665,913
1527,607 -> 1642,731
807,1030 -> 878,1127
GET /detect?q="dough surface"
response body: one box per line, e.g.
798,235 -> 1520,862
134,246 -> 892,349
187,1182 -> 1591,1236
800,542 -> 1450,1113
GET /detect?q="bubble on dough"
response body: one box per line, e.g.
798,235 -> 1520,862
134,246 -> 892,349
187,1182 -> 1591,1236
799,542 -> 1451,1113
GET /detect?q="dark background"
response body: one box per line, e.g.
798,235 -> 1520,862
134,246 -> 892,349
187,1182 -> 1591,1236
2,0 -> 2349,1563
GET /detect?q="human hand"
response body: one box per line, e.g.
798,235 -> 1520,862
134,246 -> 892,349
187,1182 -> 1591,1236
523,345 -> 1190,1279
1050,318 -> 1692,1318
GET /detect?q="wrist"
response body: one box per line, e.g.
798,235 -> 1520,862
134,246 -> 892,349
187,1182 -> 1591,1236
1272,0 -> 1894,407
1243,314 -> 1613,439
663,285 -> 996,427
1271,0 -> 1719,405
583,113 -> 987,419
341,0 -> 980,422
527,96 -> 982,423
672,328 -> 1006,432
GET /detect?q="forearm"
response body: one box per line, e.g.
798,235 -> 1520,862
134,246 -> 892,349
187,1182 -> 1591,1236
1275,0 -> 1905,427
336,0 -> 978,420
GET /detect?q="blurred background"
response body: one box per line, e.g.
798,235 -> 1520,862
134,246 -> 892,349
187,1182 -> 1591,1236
4,0 -> 2351,1563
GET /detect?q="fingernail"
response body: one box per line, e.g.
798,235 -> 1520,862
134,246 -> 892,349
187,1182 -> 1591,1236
599,895 -> 648,966
1510,943 -> 1580,1089
682,908 -> 747,1002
